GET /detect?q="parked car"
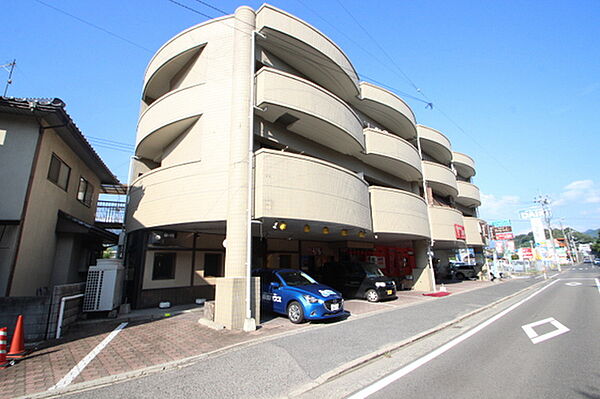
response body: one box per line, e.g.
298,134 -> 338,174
593,258 -> 600,266
583,257 -> 593,263
449,262 -> 478,280
321,261 -> 396,302
252,268 -> 346,324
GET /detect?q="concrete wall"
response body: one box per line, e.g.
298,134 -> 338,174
0,114 -> 38,220
0,296 -> 51,343
46,282 -> 85,340
10,128 -> 101,296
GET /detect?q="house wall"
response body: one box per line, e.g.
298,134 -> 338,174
10,128 -> 102,296
0,225 -> 19,296
0,114 -> 38,220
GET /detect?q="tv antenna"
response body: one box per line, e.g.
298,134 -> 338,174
2,59 -> 16,97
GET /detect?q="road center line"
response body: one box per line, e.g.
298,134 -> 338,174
49,322 -> 128,391
347,279 -> 560,399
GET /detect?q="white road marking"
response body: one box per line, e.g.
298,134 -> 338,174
521,317 -> 570,344
596,278 -> 600,295
49,322 -> 128,391
346,279 -> 560,399
565,282 -> 582,286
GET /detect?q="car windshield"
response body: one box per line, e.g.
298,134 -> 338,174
360,263 -> 384,277
278,271 -> 317,286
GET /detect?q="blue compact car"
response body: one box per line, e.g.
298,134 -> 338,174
253,268 -> 346,324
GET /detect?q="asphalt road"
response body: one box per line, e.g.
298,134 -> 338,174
345,265 -> 600,399
59,274 -> 543,399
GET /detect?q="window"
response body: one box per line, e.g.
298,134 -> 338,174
47,154 -> 71,190
77,177 -> 94,206
204,253 -> 223,277
152,252 -> 176,280
279,254 -> 291,268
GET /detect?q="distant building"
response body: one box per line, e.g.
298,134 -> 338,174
0,97 -> 120,297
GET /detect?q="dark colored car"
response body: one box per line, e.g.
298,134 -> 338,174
321,261 -> 396,302
252,268 -> 346,324
449,262 -> 477,280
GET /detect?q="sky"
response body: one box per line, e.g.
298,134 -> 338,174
2,0 -> 600,234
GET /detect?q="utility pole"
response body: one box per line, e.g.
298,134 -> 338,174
559,218 -> 573,264
2,59 -> 16,97
534,195 -> 561,272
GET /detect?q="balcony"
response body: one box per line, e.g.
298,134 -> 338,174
256,4 -> 360,101
126,161 -> 228,232
255,67 -> 364,155
352,82 -> 417,140
417,125 -> 452,164
456,181 -> 481,208
429,206 -> 465,246
254,149 -> 372,232
423,161 -> 458,198
369,187 -> 430,240
452,151 -> 476,179
136,84 -> 204,161
362,128 -> 422,181
95,200 -> 126,229
464,217 -> 486,247
142,15 -> 233,103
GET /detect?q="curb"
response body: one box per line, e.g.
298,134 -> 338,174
14,277 -> 548,399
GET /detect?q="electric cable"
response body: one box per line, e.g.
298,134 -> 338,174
32,0 -> 153,53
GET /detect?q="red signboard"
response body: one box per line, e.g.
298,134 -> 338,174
521,247 -> 533,260
495,232 -> 514,240
454,224 -> 466,240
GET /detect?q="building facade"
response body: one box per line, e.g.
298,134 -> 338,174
0,97 -> 119,297
125,4 -> 486,329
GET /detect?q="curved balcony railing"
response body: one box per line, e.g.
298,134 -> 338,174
256,4 -> 360,101
452,151 -> 476,179
353,82 -> 417,140
254,149 -> 372,230
423,161 -> 458,198
464,217 -> 486,247
369,187 -> 430,239
429,206 -> 465,244
255,67 -> 364,155
417,125 -> 452,165
126,160 -> 227,231
363,128 -> 422,181
142,15 -> 233,103
456,181 -> 481,208
136,84 -> 205,161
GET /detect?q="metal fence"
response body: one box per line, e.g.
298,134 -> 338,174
95,200 -> 126,225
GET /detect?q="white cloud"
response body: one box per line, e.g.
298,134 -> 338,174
554,179 -> 600,207
479,193 -> 522,221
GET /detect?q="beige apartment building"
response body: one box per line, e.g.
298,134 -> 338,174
0,97 -> 119,297
125,4 -> 486,329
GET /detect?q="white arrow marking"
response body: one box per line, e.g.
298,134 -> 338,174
522,318 -> 570,344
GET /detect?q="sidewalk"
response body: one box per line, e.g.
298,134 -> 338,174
1,277 -> 533,399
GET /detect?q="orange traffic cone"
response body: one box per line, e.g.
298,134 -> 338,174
1,327 -> 9,368
7,315 -> 26,359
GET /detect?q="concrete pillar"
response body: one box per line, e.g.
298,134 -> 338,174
412,240 -> 435,291
215,6 -> 256,330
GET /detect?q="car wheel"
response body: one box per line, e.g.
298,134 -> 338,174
287,301 -> 304,324
366,289 -> 379,302
455,272 -> 465,280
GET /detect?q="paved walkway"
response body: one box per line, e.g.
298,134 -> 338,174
0,278 -> 519,398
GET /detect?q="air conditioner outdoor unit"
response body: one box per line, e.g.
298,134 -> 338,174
83,259 -> 124,312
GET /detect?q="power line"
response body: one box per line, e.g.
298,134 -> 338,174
86,135 -> 135,149
33,0 -> 153,53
